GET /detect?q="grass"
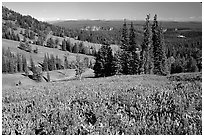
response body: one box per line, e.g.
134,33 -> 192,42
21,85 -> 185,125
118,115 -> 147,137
2,73 -> 202,135
2,68 -> 94,89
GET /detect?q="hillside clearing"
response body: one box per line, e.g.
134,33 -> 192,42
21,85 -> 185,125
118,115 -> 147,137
2,39 -> 95,65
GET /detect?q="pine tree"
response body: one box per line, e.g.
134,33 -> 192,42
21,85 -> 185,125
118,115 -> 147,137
43,53 -> 48,71
17,53 -> 23,72
152,14 -> 167,75
114,50 -> 123,75
62,39 -> 66,51
119,19 -> 131,75
22,55 -> 28,76
93,50 -> 105,77
2,55 -> 7,73
141,14 -> 153,74
8,57 -> 14,74
64,55 -> 69,69
131,51 -> 140,74
129,22 -> 136,51
50,54 -> 56,70
55,55 -> 62,70
121,19 -> 128,50
93,44 -> 117,77
105,45 -> 117,76
66,39 -> 72,52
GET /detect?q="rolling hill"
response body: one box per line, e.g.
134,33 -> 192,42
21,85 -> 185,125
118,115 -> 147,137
2,38 -> 95,65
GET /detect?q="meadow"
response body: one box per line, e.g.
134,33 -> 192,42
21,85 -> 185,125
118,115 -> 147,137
2,73 -> 202,135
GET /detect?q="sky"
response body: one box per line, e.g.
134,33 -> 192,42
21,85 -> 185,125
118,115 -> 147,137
2,2 -> 202,22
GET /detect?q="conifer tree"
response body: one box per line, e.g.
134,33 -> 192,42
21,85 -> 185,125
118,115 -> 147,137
9,57 -> 14,74
64,55 -> 69,69
141,14 -> 153,74
50,54 -> 56,70
114,50 -> 123,75
66,39 -> 72,52
152,14 -> 167,75
62,39 -> 66,51
17,53 -> 23,72
93,44 -> 117,77
2,55 -> 7,73
56,55 -> 62,70
43,53 -> 48,71
22,55 -> 28,76
129,22 -> 136,51
105,45 -> 117,76
121,19 -> 128,50
93,50 -> 105,77
131,52 -> 140,74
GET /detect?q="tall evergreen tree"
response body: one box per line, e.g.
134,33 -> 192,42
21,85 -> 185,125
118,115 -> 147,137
66,39 -> 72,52
152,14 -> 168,75
129,22 -> 136,51
22,54 -> 28,76
9,57 -> 14,74
64,55 -> 69,69
131,52 -> 140,74
141,14 -> 153,74
93,44 -> 117,77
121,19 -> 129,50
2,55 -> 7,73
43,53 -> 48,71
55,55 -> 62,70
50,54 -> 56,70
114,50 -> 123,75
105,45 -> 117,76
61,39 -> 66,51
17,53 -> 23,72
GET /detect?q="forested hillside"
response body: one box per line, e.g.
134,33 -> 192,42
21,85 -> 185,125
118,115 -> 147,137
2,6 -> 202,77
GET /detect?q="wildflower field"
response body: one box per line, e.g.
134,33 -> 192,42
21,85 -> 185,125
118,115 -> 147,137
2,73 -> 202,135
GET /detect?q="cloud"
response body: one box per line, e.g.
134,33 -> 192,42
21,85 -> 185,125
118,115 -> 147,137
189,16 -> 195,19
37,17 -> 61,22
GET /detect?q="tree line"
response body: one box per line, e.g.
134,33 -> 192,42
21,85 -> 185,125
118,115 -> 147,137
93,14 -> 201,77
2,47 -> 28,74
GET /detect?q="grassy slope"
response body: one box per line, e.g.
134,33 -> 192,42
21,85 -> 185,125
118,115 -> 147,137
2,38 -> 95,65
2,68 -> 94,90
2,38 -> 95,89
